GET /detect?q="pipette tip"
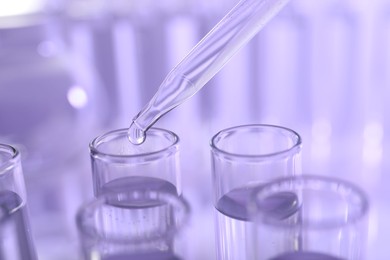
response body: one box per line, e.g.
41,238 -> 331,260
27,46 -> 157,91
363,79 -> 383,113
127,121 -> 146,145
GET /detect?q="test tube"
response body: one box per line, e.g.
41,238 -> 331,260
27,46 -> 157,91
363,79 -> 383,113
89,128 -> 180,196
0,144 -> 37,260
76,189 -> 190,260
210,124 -> 302,260
250,175 -> 369,259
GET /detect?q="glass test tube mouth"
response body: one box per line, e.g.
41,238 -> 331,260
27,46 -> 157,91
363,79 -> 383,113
90,128 -> 179,163
0,143 -> 19,175
210,124 -> 302,161
76,189 -> 190,244
251,175 -> 370,230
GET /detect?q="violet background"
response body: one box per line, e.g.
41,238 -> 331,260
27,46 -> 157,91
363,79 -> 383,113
1,0 -> 389,259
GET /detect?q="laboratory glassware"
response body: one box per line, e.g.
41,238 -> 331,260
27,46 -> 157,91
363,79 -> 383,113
250,175 -> 369,259
128,0 -> 291,144
0,144 -> 37,260
0,14 -> 106,174
0,11 -> 108,259
90,128 -> 181,196
76,188 -> 190,260
210,124 -> 302,260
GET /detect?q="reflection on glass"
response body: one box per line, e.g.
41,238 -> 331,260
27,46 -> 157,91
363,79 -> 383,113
250,175 -> 369,260
76,189 -> 189,260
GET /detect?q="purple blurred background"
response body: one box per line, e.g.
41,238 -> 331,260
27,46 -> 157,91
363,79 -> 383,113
1,0 -> 389,259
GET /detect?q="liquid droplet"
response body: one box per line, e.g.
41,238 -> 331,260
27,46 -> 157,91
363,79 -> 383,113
128,122 -> 146,145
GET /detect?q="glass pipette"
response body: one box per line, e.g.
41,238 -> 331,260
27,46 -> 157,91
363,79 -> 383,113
128,0 -> 290,144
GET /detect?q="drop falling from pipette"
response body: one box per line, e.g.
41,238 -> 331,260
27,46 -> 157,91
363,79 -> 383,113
128,0 -> 291,144
128,122 -> 146,145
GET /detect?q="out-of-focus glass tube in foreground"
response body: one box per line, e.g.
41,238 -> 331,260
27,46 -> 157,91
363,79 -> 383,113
0,144 -> 37,260
76,189 -> 190,260
249,175 -> 369,260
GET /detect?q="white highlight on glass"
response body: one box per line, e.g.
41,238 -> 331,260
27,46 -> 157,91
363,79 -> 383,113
0,0 -> 43,17
67,86 -> 88,109
260,18 -> 301,125
113,21 -> 141,122
90,250 -> 100,260
311,118 -> 332,161
362,122 -> 383,166
367,204 -> 378,247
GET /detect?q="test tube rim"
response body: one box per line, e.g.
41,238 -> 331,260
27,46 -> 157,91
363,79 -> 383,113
210,124 -> 302,162
250,174 -> 370,230
76,189 -> 190,245
89,128 -> 179,163
0,143 -> 20,175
